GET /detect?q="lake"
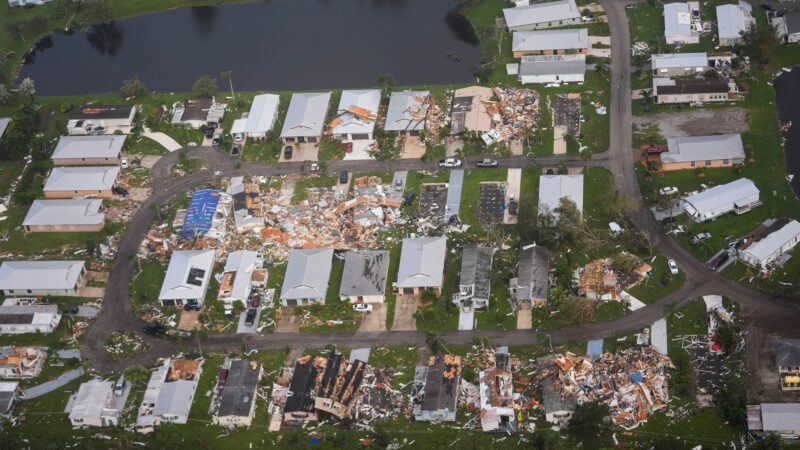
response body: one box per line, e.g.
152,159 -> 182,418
18,0 -> 481,96
775,67 -> 800,199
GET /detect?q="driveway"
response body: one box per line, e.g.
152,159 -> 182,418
358,303 -> 387,332
504,168 -> 521,225
400,137 -> 426,159
343,140 -> 375,160
143,131 -> 182,153
392,295 -> 418,331
275,307 -> 300,333
390,171 -> 408,200
280,142 -> 318,162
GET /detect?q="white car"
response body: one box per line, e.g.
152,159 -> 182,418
659,186 -> 678,196
120,158 -> 129,169
438,157 -> 462,168
667,259 -> 679,275
352,303 -> 373,313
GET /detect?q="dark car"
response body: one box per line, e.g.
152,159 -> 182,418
508,199 -> 518,216
707,252 -> 730,271
69,305 -> 80,315
204,126 -> 215,139
761,3 -> 773,11
249,293 -> 261,308
183,303 -> 201,311
403,191 -> 416,206
89,126 -> 106,135
245,308 -> 258,326
476,158 -> 499,168
113,186 -> 129,197
231,144 -> 241,158
284,146 -> 293,160
339,170 -> 349,184
142,321 -> 165,335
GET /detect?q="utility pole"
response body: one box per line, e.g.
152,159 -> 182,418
221,70 -> 235,100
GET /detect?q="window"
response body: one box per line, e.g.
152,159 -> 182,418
690,161 -> 696,167
26,290 -> 32,294
723,159 -> 729,165
705,160 -> 712,166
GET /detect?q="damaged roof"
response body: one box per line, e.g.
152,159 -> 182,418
459,243 -> 493,301
281,248 -> 334,301
333,89 -> 380,136
397,236 -> 447,288
218,360 -> 261,418
384,91 -> 430,132
158,250 -> 216,301
516,244 -> 549,300
420,355 -> 461,413
339,250 -> 390,297
223,250 -> 259,301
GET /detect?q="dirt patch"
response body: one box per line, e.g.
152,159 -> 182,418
632,107 -> 748,137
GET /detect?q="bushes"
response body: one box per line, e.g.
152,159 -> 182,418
0,104 -> 39,162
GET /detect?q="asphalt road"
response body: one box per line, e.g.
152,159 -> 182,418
80,6 -> 800,371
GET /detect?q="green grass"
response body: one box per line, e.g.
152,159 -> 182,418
129,260 -> 167,314
400,170 -> 450,215
384,243 -> 401,330
367,346 -> 418,386
627,256 -> 687,304
290,174 -> 336,204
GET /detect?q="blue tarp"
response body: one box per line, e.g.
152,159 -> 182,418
630,371 -> 644,383
180,189 -> 221,239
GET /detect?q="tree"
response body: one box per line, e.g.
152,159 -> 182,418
120,77 -> 148,99
580,148 -> 593,168
87,0 -> 113,22
0,84 -> 9,105
718,370 -> 747,428
741,22 -> 780,69
18,77 -> 35,101
192,74 -> 218,98
376,72 -> 395,98
425,332 -> 449,356
754,433 -> 784,450
567,401 -> 610,449
123,365 -> 151,386
220,70 -> 235,99
640,89 -> 653,112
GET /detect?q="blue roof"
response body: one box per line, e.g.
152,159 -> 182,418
181,189 -> 222,239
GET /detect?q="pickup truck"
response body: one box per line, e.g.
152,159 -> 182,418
438,157 -> 463,168
476,158 -> 498,168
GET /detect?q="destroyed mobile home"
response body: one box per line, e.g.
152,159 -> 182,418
532,348 -> 673,430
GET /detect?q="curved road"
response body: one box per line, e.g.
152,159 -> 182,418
81,3 -> 800,371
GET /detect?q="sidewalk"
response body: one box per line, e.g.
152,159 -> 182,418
143,129 -> 182,152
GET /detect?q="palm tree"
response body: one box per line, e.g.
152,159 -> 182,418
376,72 -> 395,98
220,70 -> 235,99
425,332 -> 449,356
640,89 -> 653,112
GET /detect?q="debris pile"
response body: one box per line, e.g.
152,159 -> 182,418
481,87 -> 540,144
104,331 -> 149,359
533,348 -> 673,430
574,258 -> 620,301
261,176 -> 401,257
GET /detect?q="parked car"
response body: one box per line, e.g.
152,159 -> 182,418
353,303 -> 373,313
114,377 -> 126,396
344,142 -> 353,154
309,163 -> 319,172
395,178 -> 403,192
659,186 -> 679,196
205,126 -> 215,139
690,232 -> 712,245
667,259 -> 679,275
113,186 -> 129,197
438,157 -> 462,168
89,126 -> 106,135
212,133 -> 222,146
283,146 -> 293,160
120,158 -> 129,169
142,321 -> 165,335
231,144 -> 241,158
707,252 -> 730,271
234,133 -> 244,143
339,170 -> 349,184
69,305 -> 79,315
403,191 -> 416,206
217,369 -> 228,389
249,293 -> 261,308
183,303 -> 201,311
476,158 -> 498,168
244,308 -> 257,326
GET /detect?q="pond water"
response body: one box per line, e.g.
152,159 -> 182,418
18,0 -> 481,96
774,67 -> 800,198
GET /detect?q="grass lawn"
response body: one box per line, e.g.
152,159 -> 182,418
367,346 -> 418,386
290,174 -> 336,204
384,242 -> 402,330
129,260 -> 167,314
298,256 -> 359,333
627,255 -> 686,304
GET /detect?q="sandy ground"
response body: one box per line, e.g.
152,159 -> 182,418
632,107 -> 748,137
